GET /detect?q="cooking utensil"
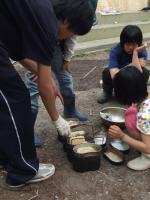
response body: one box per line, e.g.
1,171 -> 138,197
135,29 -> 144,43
100,107 -> 127,128
73,143 -> 102,172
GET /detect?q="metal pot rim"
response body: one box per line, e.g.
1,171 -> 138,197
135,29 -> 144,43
73,143 -> 102,156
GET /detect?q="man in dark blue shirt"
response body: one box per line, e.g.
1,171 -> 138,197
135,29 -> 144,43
0,0 -> 93,188
97,25 -> 150,104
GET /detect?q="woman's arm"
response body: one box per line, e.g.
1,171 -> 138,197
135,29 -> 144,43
108,125 -> 150,154
110,68 -> 120,79
139,58 -> 147,68
131,43 -> 147,72
109,57 -> 146,79
132,50 -> 143,72
122,132 -> 150,154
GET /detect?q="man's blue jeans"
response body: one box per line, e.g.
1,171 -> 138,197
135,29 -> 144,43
24,46 -> 74,114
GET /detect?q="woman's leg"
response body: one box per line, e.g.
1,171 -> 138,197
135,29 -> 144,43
97,67 -> 113,104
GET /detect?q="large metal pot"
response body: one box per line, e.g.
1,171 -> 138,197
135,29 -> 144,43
100,107 -> 127,128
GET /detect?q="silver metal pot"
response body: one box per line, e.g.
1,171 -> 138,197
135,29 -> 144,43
100,107 -> 127,128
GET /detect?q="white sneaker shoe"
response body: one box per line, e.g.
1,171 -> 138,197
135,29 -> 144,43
7,163 -> 55,189
127,153 -> 150,171
28,163 -> 55,183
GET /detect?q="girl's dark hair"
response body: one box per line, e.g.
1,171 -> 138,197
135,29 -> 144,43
113,66 -> 148,105
120,25 -> 143,49
52,0 -> 93,35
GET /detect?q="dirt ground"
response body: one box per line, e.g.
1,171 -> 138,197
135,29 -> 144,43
0,50 -> 150,200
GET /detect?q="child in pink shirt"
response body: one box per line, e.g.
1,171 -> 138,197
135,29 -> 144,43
108,44 -> 150,170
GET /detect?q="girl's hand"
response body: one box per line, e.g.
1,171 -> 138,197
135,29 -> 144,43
108,125 -> 125,140
134,43 -> 148,53
132,43 -> 148,72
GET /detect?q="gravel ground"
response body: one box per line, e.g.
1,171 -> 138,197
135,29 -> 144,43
0,50 -> 149,200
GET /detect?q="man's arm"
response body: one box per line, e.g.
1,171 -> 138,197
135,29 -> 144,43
62,35 -> 77,72
64,35 -> 77,62
19,59 -> 70,135
20,58 -> 61,120
20,58 -> 38,74
38,64 -> 59,121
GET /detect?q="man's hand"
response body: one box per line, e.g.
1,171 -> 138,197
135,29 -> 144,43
108,125 -> 125,140
62,60 -> 71,73
29,73 -> 38,82
53,115 -> 71,136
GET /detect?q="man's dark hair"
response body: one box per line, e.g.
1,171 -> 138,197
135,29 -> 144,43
113,66 -> 148,105
120,25 -> 143,49
52,0 -> 94,35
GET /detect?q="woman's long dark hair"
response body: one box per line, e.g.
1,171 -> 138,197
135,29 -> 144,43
113,66 -> 148,105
